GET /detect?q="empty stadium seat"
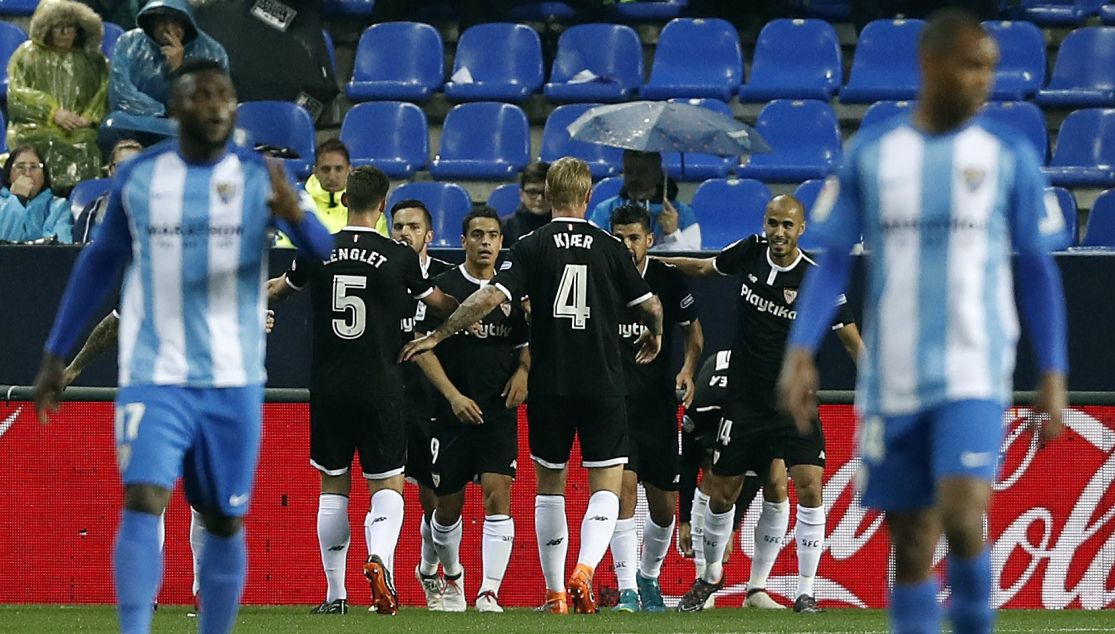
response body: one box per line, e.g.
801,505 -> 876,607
983,21 -> 1046,101
444,23 -> 544,103
387,182 -> 473,247
1049,186 -> 1079,247
0,0 -> 38,15
605,0 -> 687,21
641,18 -> 743,102
322,0 -> 375,17
980,101 -> 1048,163
737,100 -> 842,183
859,100 -> 915,130
487,183 -> 521,217
1036,27 -> 1115,108
0,21 -> 26,101
346,22 -> 444,103
793,178 -> 826,251
691,178 -> 772,250
101,22 -> 124,60
1102,3 -> 1115,24
1081,188 -> 1115,246
339,102 -> 429,179
1006,0 -> 1106,25
69,178 -> 110,219
839,19 -> 925,104
738,19 -> 842,103
544,24 -> 643,104
429,102 -> 531,180
664,99 -> 735,181
588,176 -> 624,212
236,101 -> 316,178
1043,108 -> 1115,187
539,104 -> 624,180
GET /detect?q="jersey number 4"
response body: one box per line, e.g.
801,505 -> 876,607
553,264 -> 591,330
332,275 -> 367,339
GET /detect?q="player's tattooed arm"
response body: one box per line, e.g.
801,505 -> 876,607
655,256 -> 719,278
62,312 -> 119,388
399,285 -> 504,361
633,295 -> 664,364
421,286 -> 460,319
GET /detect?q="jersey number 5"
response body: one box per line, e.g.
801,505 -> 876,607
332,275 -> 367,339
553,264 -> 591,330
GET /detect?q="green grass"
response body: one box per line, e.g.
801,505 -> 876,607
1,605 -> 1113,634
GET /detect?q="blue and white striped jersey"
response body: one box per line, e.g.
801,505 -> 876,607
809,115 -> 1067,416
110,141 -> 276,387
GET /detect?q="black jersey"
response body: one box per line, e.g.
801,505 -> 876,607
713,235 -> 854,397
492,217 -> 653,397
286,227 -> 434,395
401,255 -> 454,420
431,265 -> 530,419
618,258 -> 697,396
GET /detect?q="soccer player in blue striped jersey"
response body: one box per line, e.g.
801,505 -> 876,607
33,60 -> 332,634
779,10 -> 1068,634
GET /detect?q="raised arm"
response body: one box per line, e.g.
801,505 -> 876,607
420,286 -> 460,320
655,256 -> 719,278
399,285 -> 505,361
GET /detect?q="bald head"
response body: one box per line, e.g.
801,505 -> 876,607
765,195 -> 806,264
767,195 -> 805,220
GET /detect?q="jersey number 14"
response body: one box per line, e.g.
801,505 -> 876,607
553,264 -> 591,330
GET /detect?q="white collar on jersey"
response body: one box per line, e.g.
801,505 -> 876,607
637,257 -> 649,278
549,216 -> 589,223
765,247 -> 805,286
341,226 -> 379,232
458,263 -> 493,287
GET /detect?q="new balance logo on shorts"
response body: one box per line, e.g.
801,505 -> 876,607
328,545 -> 345,552
589,515 -> 609,521
546,538 -> 564,546
372,516 -> 388,524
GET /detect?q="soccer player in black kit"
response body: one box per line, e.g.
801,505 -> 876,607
401,157 -> 664,615
605,204 -> 704,612
413,206 -> 530,613
269,167 -> 457,616
661,195 -> 862,612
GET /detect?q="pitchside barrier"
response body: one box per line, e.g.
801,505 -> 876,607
1,387 -> 1112,610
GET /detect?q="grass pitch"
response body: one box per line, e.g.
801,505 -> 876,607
1,605 -> 1113,634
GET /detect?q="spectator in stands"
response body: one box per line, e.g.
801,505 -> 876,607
588,150 -> 701,251
274,139 -> 388,247
105,0 -> 228,135
500,161 -> 551,248
0,144 -> 72,243
6,0 -> 109,191
73,138 -> 142,243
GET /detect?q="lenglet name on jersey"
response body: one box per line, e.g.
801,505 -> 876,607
328,247 -> 388,268
553,233 -> 594,249
740,281 -> 797,320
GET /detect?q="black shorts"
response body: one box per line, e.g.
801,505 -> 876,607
310,390 -> 406,479
406,410 -> 438,489
709,395 -> 825,478
428,408 -> 518,495
624,392 -> 680,491
528,394 -> 628,469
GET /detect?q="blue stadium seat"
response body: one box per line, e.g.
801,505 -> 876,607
737,100 -> 842,183
839,19 -> 925,104
322,0 -> 375,17
339,102 -> 429,179
1044,108 -> 1115,187
588,176 -> 624,212
101,22 -> 124,60
859,100 -> 915,130
444,23 -> 544,103
983,21 -> 1046,101
1081,188 -> 1115,246
539,104 -> 624,180
641,18 -> 743,102
691,178 -> 772,250
430,102 -> 531,180
346,23 -> 444,103
0,21 -> 26,101
793,178 -> 826,251
236,101 -> 316,178
322,29 -> 336,77
0,0 -> 39,15
1006,0 -> 1106,25
1036,27 -> 1115,108
544,24 -> 643,104
487,183 -> 521,217
1102,3 -> 1115,24
605,0 -> 687,21
980,101 -> 1048,163
1049,186 -> 1079,247
69,178 -> 111,219
387,182 -> 473,247
664,98 -> 735,181
738,19 -> 842,103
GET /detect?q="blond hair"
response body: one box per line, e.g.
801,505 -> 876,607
545,157 -> 591,211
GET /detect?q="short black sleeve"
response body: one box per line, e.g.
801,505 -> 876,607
492,237 -> 533,302
285,254 -> 317,290
712,237 -> 758,277
403,249 -> 434,299
659,262 -> 698,326
831,293 -> 856,330
608,240 -> 653,307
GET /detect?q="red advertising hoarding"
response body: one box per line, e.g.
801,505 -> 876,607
0,401 -> 1111,609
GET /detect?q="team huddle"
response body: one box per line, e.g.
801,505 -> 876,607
31,10 -> 1069,634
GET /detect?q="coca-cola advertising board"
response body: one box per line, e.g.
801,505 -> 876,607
0,401 -> 1111,609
